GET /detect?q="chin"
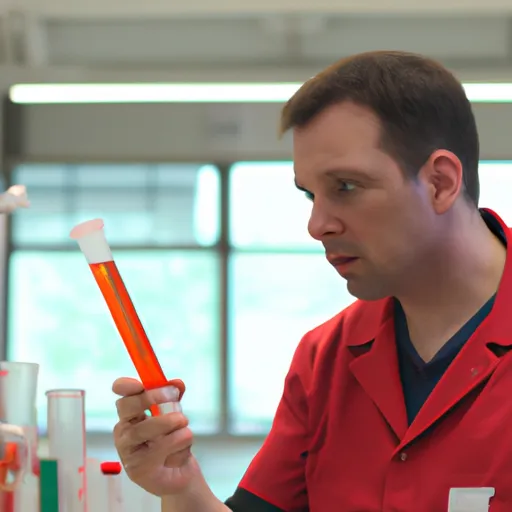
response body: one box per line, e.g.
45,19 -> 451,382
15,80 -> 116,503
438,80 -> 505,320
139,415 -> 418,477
346,279 -> 389,302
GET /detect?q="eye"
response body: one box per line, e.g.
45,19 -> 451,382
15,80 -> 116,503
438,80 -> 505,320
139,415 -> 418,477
338,181 -> 356,192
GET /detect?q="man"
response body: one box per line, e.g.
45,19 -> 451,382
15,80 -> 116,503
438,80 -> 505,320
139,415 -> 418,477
112,51 -> 512,511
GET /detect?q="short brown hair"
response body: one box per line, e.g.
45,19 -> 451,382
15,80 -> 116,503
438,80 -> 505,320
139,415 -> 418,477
280,51 -> 480,204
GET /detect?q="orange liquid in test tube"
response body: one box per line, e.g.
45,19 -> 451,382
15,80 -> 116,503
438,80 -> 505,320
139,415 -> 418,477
70,219 -> 184,416
89,260 -> 167,390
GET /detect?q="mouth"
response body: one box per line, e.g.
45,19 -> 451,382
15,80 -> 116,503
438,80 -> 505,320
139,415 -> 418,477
327,256 -> 359,271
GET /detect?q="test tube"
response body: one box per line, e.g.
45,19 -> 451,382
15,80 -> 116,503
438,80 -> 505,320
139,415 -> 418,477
100,462 -> 123,512
0,361 -> 39,512
46,389 -> 86,512
85,458 -> 104,512
69,219 -> 183,416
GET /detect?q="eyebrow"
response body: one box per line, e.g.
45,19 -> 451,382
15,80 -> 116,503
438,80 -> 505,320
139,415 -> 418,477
324,168 -> 378,182
294,167 -> 378,191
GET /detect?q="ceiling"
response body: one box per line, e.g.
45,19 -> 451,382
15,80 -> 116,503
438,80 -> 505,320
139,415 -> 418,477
0,0 -> 511,82
6,0 -> 512,17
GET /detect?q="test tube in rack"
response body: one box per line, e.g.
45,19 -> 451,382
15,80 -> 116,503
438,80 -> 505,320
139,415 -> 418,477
46,390 -> 86,512
0,361 -> 39,512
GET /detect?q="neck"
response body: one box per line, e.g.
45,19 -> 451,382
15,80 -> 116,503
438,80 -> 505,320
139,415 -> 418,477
396,208 -> 507,360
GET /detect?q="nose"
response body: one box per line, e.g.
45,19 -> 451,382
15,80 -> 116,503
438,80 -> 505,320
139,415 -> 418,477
307,202 -> 345,241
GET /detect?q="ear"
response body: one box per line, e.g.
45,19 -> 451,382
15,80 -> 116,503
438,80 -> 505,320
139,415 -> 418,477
418,150 -> 463,214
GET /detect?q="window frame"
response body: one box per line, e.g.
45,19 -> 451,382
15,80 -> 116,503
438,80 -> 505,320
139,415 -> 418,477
2,159 -> 244,438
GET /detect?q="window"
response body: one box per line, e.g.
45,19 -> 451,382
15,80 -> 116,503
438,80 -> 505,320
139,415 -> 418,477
11,163 -> 220,247
228,161 -> 355,434
478,161 -> 512,224
9,160 -> 512,437
229,161 -> 317,249
8,163 -> 221,434
228,253 -> 352,433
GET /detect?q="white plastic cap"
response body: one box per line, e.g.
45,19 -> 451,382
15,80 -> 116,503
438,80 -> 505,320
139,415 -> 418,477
69,218 -> 113,264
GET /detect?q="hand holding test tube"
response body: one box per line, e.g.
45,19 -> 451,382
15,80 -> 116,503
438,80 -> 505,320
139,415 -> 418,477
69,219 -> 185,415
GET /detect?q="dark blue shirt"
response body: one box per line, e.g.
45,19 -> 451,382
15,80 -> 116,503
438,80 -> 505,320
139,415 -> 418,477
395,209 -> 506,424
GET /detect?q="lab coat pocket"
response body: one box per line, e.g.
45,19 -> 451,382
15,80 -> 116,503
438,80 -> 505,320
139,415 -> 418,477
447,487 -> 495,512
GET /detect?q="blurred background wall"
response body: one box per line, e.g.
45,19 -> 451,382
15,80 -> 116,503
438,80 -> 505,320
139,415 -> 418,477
2,0 -> 512,509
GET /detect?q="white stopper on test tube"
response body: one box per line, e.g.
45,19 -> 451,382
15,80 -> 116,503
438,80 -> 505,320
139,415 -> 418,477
69,218 -> 113,264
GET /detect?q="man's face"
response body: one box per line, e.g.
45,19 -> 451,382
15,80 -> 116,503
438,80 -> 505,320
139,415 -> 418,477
293,102 -> 441,301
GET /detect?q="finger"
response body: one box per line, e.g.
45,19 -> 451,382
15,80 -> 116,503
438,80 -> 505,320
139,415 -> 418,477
112,378 -> 144,397
115,394 -> 150,423
112,377 -> 186,399
116,386 -> 180,422
164,446 -> 193,469
113,378 -> 146,423
159,427 -> 194,468
124,425 -> 194,471
113,377 -> 186,400
129,413 -> 189,446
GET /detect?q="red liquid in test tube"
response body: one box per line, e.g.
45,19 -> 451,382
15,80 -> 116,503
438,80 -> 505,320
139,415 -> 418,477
69,219 -> 184,416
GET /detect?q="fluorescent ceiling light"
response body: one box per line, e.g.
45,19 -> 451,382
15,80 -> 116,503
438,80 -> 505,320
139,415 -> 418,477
8,82 -> 512,104
9,83 -> 300,104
